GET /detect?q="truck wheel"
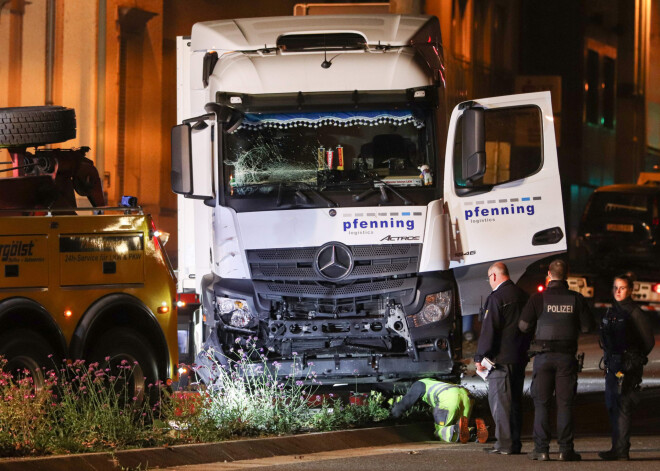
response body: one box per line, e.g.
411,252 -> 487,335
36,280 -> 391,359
0,329 -> 55,391
89,328 -> 160,404
0,106 -> 76,148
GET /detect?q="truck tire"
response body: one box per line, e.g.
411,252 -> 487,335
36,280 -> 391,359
0,106 -> 76,148
89,328 -> 160,404
0,329 -> 55,391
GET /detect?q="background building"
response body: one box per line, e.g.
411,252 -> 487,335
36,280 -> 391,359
1,0 -> 658,264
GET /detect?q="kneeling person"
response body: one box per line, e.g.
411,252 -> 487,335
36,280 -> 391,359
390,379 -> 487,443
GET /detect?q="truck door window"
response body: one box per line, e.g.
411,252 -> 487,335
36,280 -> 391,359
454,105 -> 543,190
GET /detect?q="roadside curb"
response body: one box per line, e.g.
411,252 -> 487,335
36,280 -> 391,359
0,423 -> 432,471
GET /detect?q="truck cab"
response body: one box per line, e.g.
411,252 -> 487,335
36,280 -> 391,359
172,15 -> 566,385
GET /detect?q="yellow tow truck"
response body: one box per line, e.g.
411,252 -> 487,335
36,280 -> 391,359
0,106 -> 177,399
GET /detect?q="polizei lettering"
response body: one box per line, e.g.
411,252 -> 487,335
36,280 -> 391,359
464,203 -> 535,221
0,240 -> 35,261
343,218 -> 414,231
547,304 -> 574,313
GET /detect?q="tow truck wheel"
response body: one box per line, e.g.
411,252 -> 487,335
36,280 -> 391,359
0,329 -> 55,391
90,328 -> 160,404
0,106 -> 76,148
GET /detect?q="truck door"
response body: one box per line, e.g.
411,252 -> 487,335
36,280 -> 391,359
443,91 -> 566,316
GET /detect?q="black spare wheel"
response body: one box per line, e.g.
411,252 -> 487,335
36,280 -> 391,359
0,106 -> 76,148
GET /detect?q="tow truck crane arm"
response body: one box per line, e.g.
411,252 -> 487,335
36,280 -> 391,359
1,146 -> 105,210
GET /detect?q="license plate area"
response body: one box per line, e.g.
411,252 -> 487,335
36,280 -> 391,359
606,223 -> 634,233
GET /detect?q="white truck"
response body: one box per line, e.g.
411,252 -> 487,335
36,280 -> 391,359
171,14 -> 566,384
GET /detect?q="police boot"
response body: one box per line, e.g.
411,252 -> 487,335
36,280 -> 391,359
598,449 -> 630,461
559,449 -> 582,461
527,450 -> 549,461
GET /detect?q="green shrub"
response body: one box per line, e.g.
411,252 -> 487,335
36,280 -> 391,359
0,345 -> 418,457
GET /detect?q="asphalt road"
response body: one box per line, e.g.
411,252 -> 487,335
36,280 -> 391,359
156,329 -> 660,471
160,435 -> 660,470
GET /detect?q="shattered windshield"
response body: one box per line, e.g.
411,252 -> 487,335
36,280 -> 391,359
223,109 -> 434,197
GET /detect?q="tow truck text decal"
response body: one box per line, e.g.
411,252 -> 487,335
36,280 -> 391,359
0,240 -> 36,261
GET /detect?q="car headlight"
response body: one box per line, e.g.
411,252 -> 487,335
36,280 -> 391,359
410,290 -> 452,327
216,296 -> 255,328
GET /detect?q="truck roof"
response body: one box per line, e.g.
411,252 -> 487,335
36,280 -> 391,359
191,14 -> 435,51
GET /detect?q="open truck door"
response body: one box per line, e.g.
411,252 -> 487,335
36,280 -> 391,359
443,91 -> 566,316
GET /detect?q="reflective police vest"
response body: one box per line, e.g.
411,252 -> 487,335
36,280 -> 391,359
535,293 -> 578,342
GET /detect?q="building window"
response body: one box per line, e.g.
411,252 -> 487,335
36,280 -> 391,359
602,56 -> 615,129
584,45 -> 616,129
586,49 -> 600,125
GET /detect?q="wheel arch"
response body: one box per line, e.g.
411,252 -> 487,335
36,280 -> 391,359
70,293 -> 171,380
0,297 -> 67,359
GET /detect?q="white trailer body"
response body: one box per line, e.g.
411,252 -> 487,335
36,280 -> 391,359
172,15 -> 566,383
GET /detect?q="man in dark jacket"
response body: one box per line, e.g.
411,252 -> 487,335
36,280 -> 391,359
519,259 -> 592,462
475,262 -> 530,455
598,274 -> 655,461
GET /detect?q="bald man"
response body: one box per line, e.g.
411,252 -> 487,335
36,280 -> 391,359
475,262 -> 531,455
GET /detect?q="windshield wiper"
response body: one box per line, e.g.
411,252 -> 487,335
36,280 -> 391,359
352,175 -> 413,205
276,182 -> 337,208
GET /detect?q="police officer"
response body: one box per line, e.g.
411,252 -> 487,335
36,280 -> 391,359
599,274 -> 655,461
390,379 -> 488,444
519,259 -> 592,461
474,262 -> 530,455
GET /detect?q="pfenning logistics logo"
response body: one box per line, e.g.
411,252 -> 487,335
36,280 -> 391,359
341,211 -> 422,236
343,217 -> 415,232
464,196 -> 541,224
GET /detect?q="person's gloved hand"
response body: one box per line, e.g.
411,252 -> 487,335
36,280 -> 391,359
389,396 -> 403,418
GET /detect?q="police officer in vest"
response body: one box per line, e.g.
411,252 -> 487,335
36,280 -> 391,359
599,274 -> 655,461
519,259 -> 592,461
390,379 -> 488,444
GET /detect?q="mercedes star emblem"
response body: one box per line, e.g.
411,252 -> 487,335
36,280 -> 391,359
314,242 -> 354,281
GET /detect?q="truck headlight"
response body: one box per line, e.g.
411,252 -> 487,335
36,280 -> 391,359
216,296 -> 254,328
410,290 -> 452,327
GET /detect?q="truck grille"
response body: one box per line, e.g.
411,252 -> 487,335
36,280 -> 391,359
246,244 -> 420,315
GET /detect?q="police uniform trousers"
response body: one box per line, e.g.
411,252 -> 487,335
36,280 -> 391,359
487,363 -> 526,453
604,359 -> 643,455
530,352 -> 578,453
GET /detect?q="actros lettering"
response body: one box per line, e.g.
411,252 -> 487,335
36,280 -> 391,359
380,235 -> 420,241
343,218 -> 415,232
0,240 -> 35,261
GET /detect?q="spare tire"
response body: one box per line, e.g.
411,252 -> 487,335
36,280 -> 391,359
0,106 -> 76,148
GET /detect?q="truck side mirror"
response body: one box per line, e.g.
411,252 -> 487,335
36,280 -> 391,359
171,124 -> 193,195
461,108 -> 486,185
